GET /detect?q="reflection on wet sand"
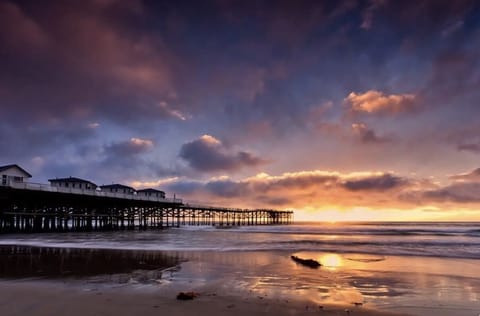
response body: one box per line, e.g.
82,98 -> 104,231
0,247 -> 479,315
166,251 -> 480,315
0,246 -> 183,280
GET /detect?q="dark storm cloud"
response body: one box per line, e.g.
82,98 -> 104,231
342,174 -> 407,191
179,135 -> 267,172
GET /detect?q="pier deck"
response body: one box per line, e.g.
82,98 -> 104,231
0,185 -> 293,233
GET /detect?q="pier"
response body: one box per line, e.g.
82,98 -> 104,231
0,184 -> 293,233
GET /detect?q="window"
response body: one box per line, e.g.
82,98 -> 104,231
1,175 -> 7,185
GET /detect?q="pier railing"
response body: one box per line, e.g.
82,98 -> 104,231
0,180 -> 294,233
1,181 -> 182,204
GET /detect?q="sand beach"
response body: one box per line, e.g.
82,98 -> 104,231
1,231 -> 480,316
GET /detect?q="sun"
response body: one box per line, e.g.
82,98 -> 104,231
320,253 -> 343,270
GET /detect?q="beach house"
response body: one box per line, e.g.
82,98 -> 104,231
48,177 -> 98,190
136,188 -> 166,199
0,164 -> 32,186
100,184 -> 135,194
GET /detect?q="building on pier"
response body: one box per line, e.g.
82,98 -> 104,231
0,164 -> 293,233
137,188 -> 165,199
100,183 -> 135,194
48,177 -> 98,190
0,164 -> 32,186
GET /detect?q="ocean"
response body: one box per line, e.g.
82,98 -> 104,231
1,222 -> 479,259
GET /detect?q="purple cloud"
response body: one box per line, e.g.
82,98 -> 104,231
179,135 -> 267,172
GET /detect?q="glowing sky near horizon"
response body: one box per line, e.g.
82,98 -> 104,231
1,0 -> 480,221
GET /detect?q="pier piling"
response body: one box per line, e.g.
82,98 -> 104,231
0,186 -> 293,233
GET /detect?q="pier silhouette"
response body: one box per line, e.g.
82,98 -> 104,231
0,185 -> 293,233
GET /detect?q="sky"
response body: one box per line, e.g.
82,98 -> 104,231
1,0 -> 480,221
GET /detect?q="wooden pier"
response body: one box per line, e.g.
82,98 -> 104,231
0,186 -> 293,233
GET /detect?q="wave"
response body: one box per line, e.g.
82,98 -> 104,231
233,225 -> 480,237
2,222 -> 480,260
2,237 -> 480,259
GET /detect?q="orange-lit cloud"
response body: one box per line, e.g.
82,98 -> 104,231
450,168 -> 480,182
167,169 -> 412,210
130,177 -> 179,189
160,166 -> 480,221
345,90 -> 416,114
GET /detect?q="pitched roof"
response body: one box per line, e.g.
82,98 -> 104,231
137,188 -> 165,194
100,184 -> 135,191
48,177 -> 97,186
0,164 -> 32,177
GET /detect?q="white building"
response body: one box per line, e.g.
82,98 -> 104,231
48,177 -> 98,190
0,164 -> 32,186
136,188 -> 166,199
100,184 -> 135,194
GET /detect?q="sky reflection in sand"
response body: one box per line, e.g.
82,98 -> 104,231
1,246 -> 479,315
173,251 -> 480,315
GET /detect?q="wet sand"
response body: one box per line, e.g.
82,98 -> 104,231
0,280 -> 406,316
0,246 -> 479,316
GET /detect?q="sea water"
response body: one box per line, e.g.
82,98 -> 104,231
1,222 -> 479,259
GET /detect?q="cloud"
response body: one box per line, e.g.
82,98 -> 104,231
179,135 -> 267,172
351,123 -> 391,144
105,138 -> 154,156
345,90 -> 416,114
441,20 -> 465,37
361,0 -> 386,30
421,182 -> 480,204
0,0 -> 181,125
342,173 -> 408,191
129,177 -> 180,190
450,168 -> 480,182
0,2 -> 49,52
164,170 -> 412,209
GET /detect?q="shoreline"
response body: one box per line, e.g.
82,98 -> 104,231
1,245 -> 479,315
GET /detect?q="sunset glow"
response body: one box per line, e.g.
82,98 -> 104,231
1,1 -> 480,221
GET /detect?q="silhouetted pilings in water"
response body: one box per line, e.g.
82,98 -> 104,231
0,187 -> 293,233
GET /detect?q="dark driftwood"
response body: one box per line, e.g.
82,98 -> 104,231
176,292 -> 197,300
290,255 -> 322,268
